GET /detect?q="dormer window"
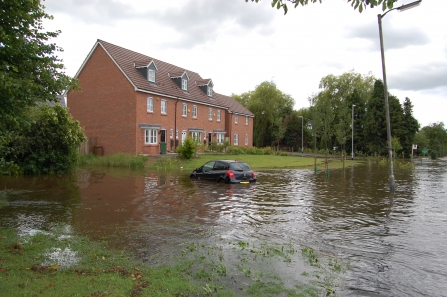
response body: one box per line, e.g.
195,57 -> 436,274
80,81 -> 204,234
182,79 -> 188,91
196,79 -> 214,98
148,69 -> 155,82
135,60 -> 157,83
207,86 -> 213,97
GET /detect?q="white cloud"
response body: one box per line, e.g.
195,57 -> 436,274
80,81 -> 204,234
42,0 -> 447,127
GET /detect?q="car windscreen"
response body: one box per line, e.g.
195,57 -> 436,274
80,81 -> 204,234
229,162 -> 250,171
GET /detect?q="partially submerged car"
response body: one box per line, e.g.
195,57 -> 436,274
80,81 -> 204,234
190,160 -> 257,184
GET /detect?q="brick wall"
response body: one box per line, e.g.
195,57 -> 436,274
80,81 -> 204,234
67,44 -> 137,155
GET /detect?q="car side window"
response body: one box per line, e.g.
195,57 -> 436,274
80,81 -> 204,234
203,161 -> 215,172
214,162 -> 226,170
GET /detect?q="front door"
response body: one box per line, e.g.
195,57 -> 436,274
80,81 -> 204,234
160,130 -> 166,143
181,130 -> 187,144
208,132 -> 212,144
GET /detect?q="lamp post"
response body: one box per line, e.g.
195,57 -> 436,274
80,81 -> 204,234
378,0 -> 421,192
298,116 -> 303,154
351,104 -> 356,160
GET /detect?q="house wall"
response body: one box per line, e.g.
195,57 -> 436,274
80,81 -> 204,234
226,114 -> 253,147
67,45 -> 137,155
135,93 -> 228,154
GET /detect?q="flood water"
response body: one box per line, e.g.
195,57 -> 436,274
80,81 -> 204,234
1,158 -> 446,296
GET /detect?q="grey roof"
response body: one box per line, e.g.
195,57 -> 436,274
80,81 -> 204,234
86,40 -> 254,117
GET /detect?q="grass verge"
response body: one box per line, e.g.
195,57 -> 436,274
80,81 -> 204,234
0,229 -> 346,296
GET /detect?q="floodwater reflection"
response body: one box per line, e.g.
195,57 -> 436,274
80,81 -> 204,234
1,159 -> 446,296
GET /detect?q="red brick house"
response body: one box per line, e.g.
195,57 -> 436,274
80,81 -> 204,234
67,40 -> 254,155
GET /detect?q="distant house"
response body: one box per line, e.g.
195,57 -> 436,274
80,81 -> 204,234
67,40 -> 254,155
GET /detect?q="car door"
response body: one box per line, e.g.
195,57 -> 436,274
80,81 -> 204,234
212,161 -> 227,181
200,161 -> 215,180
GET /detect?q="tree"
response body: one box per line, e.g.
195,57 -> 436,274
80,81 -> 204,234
6,105 -> 85,174
363,80 -> 388,155
0,0 -> 77,156
420,122 -> 447,158
400,97 -> 420,157
233,81 -> 294,148
245,0 -> 402,14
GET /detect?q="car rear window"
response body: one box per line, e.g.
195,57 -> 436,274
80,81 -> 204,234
229,162 -> 250,171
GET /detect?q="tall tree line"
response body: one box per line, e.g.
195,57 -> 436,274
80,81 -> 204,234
233,71 -> 446,158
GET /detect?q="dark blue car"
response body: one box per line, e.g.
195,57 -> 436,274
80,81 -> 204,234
190,160 -> 257,184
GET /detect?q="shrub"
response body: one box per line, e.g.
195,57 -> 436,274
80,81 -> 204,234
246,147 -> 264,155
7,105 -> 86,174
262,146 -> 274,155
227,146 -> 246,155
177,136 -> 196,159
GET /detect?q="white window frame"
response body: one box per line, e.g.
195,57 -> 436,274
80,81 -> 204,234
147,97 -> 154,112
217,110 -> 221,122
161,100 -> 167,114
182,79 -> 187,91
245,116 -> 249,125
207,86 -> 212,96
145,129 -> 158,144
182,103 -> 187,117
209,108 -> 213,120
234,134 -> 238,145
216,133 -> 224,144
176,130 -> 178,139
192,105 -> 197,118
235,115 -> 238,124
148,69 -> 155,82
191,132 -> 201,143
245,134 -> 248,145
170,129 -> 173,139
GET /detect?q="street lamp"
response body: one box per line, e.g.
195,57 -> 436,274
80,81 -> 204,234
351,104 -> 356,160
298,116 -> 303,153
377,0 -> 421,192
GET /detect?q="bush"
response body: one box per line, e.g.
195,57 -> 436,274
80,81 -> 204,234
227,146 -> 246,155
246,147 -> 264,155
7,105 -> 86,174
177,136 -> 196,159
262,146 -> 274,155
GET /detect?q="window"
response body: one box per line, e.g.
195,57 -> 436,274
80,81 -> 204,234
170,129 -> 173,139
245,134 -> 248,145
192,105 -> 197,118
182,79 -> 187,91
147,97 -> 153,112
209,108 -> 213,120
192,132 -> 201,143
217,110 -> 221,122
161,100 -> 167,114
245,116 -> 249,125
234,134 -> 238,145
182,103 -> 187,117
235,115 -> 238,124
145,129 -> 158,144
148,69 -> 155,82
176,130 -> 178,139
216,133 -> 224,144
207,86 -> 212,96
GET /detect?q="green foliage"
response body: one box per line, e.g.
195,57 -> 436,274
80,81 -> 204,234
5,105 -> 85,174
262,146 -> 275,155
419,122 -> 447,158
246,0 -> 400,15
177,136 -> 196,159
246,147 -> 265,155
0,0 -> 78,134
392,136 -> 403,158
227,146 -> 247,155
234,81 -> 294,148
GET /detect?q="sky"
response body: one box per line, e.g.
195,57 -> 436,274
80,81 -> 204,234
42,0 -> 447,128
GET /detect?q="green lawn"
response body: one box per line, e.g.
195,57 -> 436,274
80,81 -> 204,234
153,154 -> 361,171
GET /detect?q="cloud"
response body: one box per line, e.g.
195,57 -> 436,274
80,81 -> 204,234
43,0 -> 275,49
43,0 -> 140,25
389,62 -> 447,91
345,17 -> 430,51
